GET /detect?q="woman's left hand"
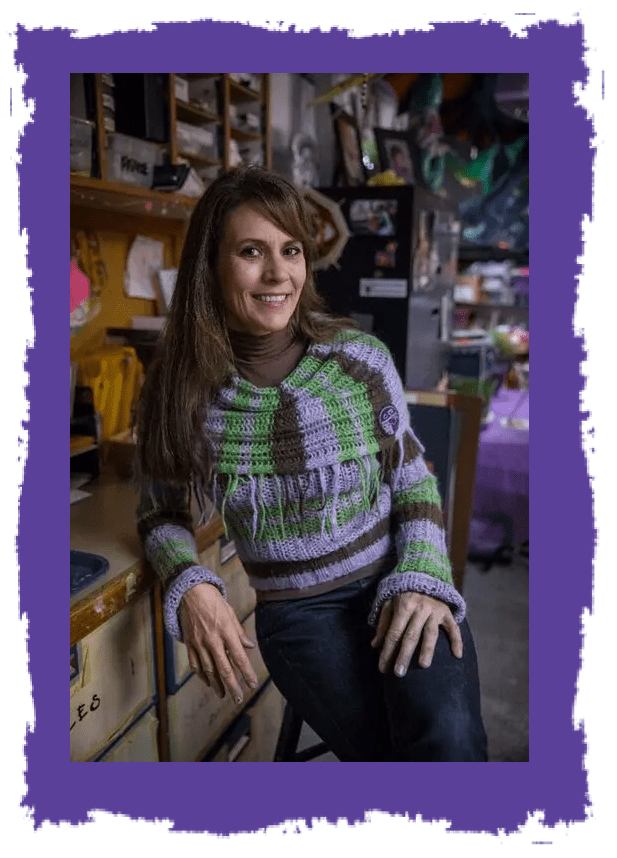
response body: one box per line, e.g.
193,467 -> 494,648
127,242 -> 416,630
371,592 -> 463,676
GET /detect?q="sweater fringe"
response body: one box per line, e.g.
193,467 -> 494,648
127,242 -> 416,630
214,438 -> 408,541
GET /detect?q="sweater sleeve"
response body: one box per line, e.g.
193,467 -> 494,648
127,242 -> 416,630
137,484 -> 227,641
367,352 -> 466,626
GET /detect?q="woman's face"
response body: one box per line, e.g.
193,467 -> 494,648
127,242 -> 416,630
216,203 -> 307,336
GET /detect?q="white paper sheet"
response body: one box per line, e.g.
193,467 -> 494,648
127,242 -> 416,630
124,236 -> 165,300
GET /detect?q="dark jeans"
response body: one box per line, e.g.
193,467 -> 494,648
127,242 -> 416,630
255,575 -> 488,761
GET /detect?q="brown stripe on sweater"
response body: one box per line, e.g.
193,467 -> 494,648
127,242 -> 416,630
243,516 -> 391,580
390,430 -> 422,470
393,501 -> 445,529
137,510 -> 194,541
270,387 -> 307,476
329,351 -> 393,446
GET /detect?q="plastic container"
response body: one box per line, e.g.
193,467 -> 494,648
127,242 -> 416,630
70,549 -> 109,597
105,132 -> 163,188
176,121 -> 217,159
70,116 -> 94,175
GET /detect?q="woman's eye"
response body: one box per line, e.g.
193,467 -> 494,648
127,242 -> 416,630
285,246 -> 302,257
240,246 -> 260,257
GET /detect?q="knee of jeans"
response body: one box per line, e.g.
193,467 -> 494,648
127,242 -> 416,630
392,703 -> 486,761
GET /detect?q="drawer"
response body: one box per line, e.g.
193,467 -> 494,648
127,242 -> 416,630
206,680 -> 285,762
70,592 -> 156,762
95,705 -> 159,762
163,546 -> 255,694
167,611 -> 268,762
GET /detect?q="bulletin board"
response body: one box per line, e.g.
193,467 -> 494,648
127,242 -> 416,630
70,206 -> 186,360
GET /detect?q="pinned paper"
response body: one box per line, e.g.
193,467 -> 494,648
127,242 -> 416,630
70,259 -> 90,313
124,236 -> 165,300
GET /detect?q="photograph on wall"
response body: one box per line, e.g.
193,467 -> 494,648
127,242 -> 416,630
349,198 -> 398,236
332,107 -> 365,185
374,128 -> 416,184
374,240 -> 398,268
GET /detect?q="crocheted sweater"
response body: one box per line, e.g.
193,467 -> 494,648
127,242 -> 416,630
137,330 -> 466,640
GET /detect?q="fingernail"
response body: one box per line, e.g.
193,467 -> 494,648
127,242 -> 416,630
235,695 -> 243,705
248,678 -> 258,688
395,665 -> 405,677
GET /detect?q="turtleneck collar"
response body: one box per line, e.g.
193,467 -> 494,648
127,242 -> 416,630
228,326 -> 307,388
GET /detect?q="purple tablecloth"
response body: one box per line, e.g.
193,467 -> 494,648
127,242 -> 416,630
468,388 -> 529,555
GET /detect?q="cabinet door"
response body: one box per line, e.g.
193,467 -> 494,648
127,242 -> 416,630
70,592 -> 156,762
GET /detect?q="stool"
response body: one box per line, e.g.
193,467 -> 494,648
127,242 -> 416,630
273,701 -> 331,761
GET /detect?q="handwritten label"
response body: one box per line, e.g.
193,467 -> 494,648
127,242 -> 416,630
70,693 -> 101,731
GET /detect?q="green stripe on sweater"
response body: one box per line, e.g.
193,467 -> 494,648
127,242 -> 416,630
394,476 -> 442,506
394,555 -> 453,583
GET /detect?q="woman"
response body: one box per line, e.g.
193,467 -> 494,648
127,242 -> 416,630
135,166 -> 487,762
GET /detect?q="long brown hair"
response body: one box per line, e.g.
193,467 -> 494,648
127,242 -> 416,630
134,165 -> 355,499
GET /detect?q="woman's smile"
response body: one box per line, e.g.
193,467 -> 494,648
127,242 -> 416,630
217,204 -> 306,336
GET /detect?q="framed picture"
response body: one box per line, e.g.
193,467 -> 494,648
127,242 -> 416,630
331,106 -> 365,186
374,128 -> 416,184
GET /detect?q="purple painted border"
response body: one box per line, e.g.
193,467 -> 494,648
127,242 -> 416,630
19,20 -> 592,833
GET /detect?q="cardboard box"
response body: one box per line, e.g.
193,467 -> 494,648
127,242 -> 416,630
454,275 -> 483,304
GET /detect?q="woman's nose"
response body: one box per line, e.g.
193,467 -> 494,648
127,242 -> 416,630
263,253 -> 286,282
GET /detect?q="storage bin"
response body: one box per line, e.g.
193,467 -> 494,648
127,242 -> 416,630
176,121 -> 217,160
70,592 -> 156,762
206,680 -> 285,762
105,132 -> 163,188
187,77 -> 219,113
167,611 -> 268,761
96,705 -> 159,762
70,116 -> 94,176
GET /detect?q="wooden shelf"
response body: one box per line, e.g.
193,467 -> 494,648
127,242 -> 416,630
175,99 -> 220,125
70,435 -> 98,458
458,244 -> 529,264
177,150 -> 222,167
70,174 -> 196,220
230,126 -> 263,143
455,300 -> 529,311
229,79 -> 263,104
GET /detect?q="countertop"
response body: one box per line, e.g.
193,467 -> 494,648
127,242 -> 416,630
70,473 -> 223,645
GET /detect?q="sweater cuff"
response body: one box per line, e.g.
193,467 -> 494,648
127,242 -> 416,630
163,565 -> 227,641
368,571 -> 466,626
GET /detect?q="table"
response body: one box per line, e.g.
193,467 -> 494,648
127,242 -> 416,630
468,387 -> 529,558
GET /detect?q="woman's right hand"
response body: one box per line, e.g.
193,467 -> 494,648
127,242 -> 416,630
178,582 -> 259,705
